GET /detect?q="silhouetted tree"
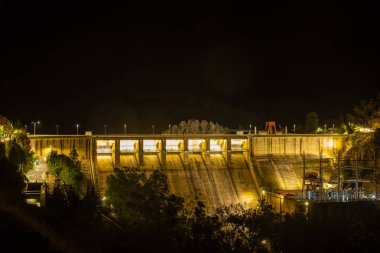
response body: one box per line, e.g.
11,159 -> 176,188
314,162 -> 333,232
347,92 -> 380,129
304,112 -> 319,133
164,119 -> 230,134
105,168 -> 189,251
0,143 -> 25,196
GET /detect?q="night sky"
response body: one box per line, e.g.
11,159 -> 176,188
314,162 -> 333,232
0,0 -> 379,134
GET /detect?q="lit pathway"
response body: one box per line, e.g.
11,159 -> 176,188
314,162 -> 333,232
26,163 -> 47,182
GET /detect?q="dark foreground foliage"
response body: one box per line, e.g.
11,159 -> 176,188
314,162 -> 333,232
1,161 -> 380,252
103,168 -> 380,253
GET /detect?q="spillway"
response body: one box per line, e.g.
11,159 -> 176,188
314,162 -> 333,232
160,153 -> 259,213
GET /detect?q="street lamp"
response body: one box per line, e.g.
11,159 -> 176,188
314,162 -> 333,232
293,124 -> 296,134
76,124 -> 79,135
24,125 -> 28,133
56,124 -> 59,135
31,121 -> 40,135
123,123 -> 127,135
104,124 -> 107,135
249,124 -> 252,134
152,125 -> 155,134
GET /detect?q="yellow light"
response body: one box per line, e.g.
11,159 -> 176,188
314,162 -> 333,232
305,201 -> 309,206
143,140 -> 160,152
188,139 -> 204,151
262,190 -> 266,195
120,140 -> 138,152
261,240 -> 266,244
166,139 -> 182,151
241,192 -> 255,205
359,127 -> 372,133
210,139 -> 224,151
96,140 -> 115,153
231,139 -> 245,151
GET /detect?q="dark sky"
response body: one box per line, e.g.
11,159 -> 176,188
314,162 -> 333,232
0,0 -> 379,134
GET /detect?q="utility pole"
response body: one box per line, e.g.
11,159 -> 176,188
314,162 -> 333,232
375,153 -> 378,200
302,151 -> 306,199
337,153 -> 341,201
355,159 -> 359,200
319,151 -> 324,201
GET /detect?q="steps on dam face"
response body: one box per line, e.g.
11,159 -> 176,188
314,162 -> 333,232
81,160 -> 90,177
165,154 -> 193,203
270,156 -> 301,190
252,155 -> 336,192
120,154 -> 139,168
94,152 -> 260,213
253,155 -> 303,191
97,156 -> 114,171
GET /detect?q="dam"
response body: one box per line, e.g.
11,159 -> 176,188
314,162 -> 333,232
29,134 -> 348,213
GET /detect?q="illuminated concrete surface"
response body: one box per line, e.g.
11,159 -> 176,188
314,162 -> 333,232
29,134 -> 348,212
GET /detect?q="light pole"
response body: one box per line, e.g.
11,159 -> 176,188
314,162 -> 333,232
249,124 -> 252,134
76,124 -> 79,135
31,121 -> 40,135
293,124 -> 296,134
56,124 -> 59,135
24,125 -> 28,133
104,124 -> 107,135
152,125 -> 155,134
168,124 -> 171,134
123,123 -> 127,135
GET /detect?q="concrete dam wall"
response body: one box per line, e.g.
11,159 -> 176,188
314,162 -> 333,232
29,134 -> 348,212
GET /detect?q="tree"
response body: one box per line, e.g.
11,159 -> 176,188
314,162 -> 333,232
105,168 -> 186,248
200,120 -> 208,134
346,93 -> 380,129
6,139 -> 26,167
0,116 -> 34,174
46,149 -> 84,191
0,115 -> 14,140
304,112 -> 319,133
164,119 -> 230,134
0,142 -> 25,196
